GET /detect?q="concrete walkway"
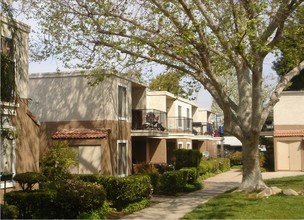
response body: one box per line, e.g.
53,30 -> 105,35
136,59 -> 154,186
123,169 -> 304,219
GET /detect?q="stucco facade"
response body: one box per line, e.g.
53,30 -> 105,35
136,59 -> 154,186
29,72 -> 146,176
132,91 -> 220,165
273,91 -> 304,171
1,18 -> 40,202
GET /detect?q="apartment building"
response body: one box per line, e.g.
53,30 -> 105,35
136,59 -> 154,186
29,71 -> 146,176
132,91 -> 221,165
1,17 -> 40,201
273,91 -> 304,171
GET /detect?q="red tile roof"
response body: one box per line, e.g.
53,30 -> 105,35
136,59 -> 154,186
274,130 -> 304,137
52,129 -> 111,139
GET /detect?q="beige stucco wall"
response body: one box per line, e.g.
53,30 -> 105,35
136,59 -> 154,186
29,73 -> 132,122
274,91 -> 304,126
148,138 -> 167,163
39,120 -> 132,176
1,17 -> 30,99
146,92 -> 168,112
193,108 -> 212,123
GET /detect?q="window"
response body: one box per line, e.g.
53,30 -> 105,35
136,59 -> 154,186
178,105 -> 182,128
118,86 -> 127,119
178,142 -> 183,149
186,108 -> 190,130
1,36 -> 15,102
117,140 -> 128,177
186,142 -> 191,149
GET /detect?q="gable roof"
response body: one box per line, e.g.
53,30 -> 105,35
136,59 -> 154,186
52,129 -> 111,139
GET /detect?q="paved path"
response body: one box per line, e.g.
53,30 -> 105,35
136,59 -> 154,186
123,169 -> 304,220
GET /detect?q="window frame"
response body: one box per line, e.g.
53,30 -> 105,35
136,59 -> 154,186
117,140 -> 128,177
118,85 -> 127,120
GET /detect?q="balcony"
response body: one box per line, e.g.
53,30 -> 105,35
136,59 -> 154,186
192,122 -> 213,136
132,109 -> 167,136
167,117 -> 193,133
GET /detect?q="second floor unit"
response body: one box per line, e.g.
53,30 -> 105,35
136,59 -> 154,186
29,71 -> 147,123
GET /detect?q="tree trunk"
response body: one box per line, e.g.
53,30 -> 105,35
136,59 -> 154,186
238,138 -> 267,192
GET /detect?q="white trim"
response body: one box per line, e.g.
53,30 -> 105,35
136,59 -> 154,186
117,140 -> 128,177
118,85 -> 127,120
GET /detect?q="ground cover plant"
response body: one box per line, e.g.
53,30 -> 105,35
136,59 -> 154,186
182,175 -> 304,219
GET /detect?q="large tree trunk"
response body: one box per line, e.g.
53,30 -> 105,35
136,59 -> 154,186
238,137 -> 267,192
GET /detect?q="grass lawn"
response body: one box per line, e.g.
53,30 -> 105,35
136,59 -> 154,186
182,175 -> 304,219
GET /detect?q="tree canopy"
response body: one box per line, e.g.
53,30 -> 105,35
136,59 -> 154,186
149,72 -> 200,100
20,0 -> 304,192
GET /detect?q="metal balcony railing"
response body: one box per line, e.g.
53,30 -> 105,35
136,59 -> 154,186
192,122 -> 213,135
132,109 -> 167,131
167,117 -> 193,133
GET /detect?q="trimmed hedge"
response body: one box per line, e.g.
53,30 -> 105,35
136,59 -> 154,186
99,175 -> 152,211
180,167 -> 199,184
5,179 -> 106,219
159,170 -> 187,195
4,190 -> 57,219
13,172 -> 47,191
55,179 -> 106,219
198,158 -> 230,176
174,149 -> 202,169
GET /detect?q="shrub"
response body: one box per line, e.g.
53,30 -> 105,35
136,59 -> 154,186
174,149 -> 202,169
259,152 -> 266,168
77,201 -> 114,219
0,204 -> 19,219
159,170 -> 187,195
122,198 -> 150,214
76,174 -> 101,183
229,151 -> 243,166
198,159 -> 214,175
154,163 -> 175,174
229,151 -> 265,168
180,167 -> 199,184
99,175 -> 152,211
41,141 -> 77,182
55,179 -> 106,219
4,190 -> 57,219
13,172 -> 47,191
198,158 -> 230,176
147,171 -> 161,194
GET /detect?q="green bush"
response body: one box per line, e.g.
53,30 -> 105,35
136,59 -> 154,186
159,170 -> 187,195
99,175 -> 152,211
154,163 -> 175,174
229,151 -> 265,168
0,204 -> 19,219
122,198 -> 150,214
76,174 -> 101,183
180,167 -> 199,184
147,171 -> 161,194
4,190 -> 57,219
41,141 -> 77,182
198,158 -> 230,176
77,201 -> 114,219
13,172 -> 47,191
55,179 -> 106,219
174,149 -> 202,169
229,151 -> 243,166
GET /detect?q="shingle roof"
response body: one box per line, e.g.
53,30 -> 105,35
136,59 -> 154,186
274,130 -> 304,137
52,129 -> 111,139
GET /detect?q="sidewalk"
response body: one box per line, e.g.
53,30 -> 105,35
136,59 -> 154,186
123,169 -> 304,219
